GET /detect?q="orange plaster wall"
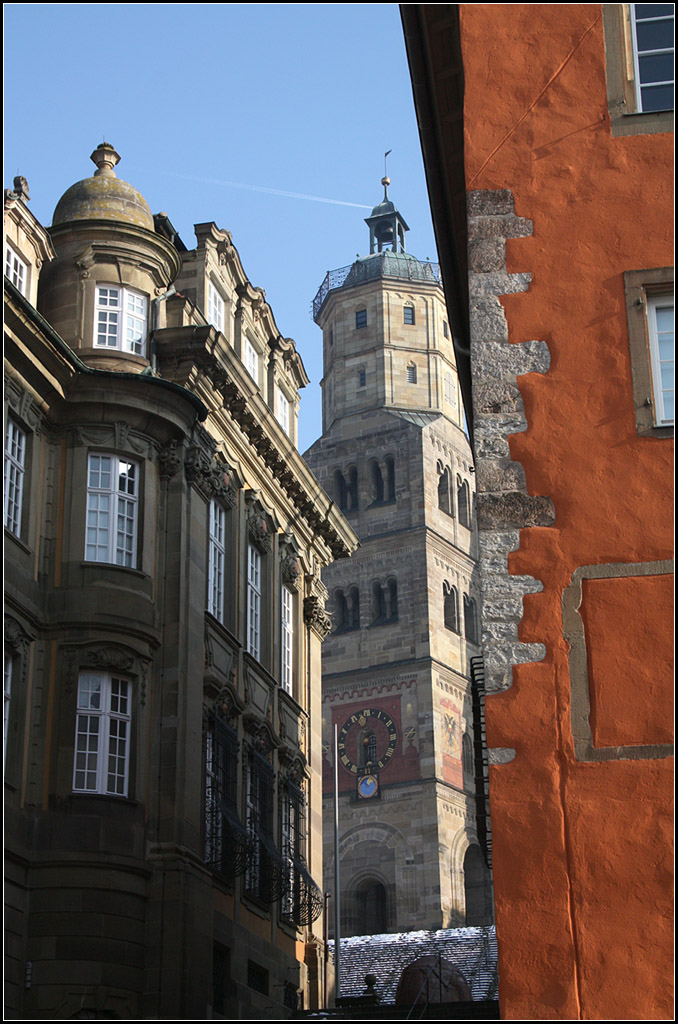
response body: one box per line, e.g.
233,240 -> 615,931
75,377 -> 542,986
459,4 -> 673,1020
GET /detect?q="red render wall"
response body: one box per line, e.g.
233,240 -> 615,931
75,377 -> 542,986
459,4 -> 673,1019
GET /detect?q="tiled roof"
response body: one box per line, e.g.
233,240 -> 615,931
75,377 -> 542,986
330,926 -> 498,1005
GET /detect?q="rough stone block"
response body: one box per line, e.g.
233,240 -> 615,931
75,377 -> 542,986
475,459 -> 526,493
467,189 -> 515,217
472,380 -> 524,414
476,491 -> 556,530
469,270 -> 531,300
471,339 -> 550,378
468,238 -> 506,273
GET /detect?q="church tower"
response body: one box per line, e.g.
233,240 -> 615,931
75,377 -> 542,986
304,181 -> 492,937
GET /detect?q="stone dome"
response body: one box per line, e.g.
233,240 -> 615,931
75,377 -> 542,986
52,143 -> 154,230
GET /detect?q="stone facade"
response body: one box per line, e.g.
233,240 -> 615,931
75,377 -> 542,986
305,186 -> 492,939
4,144 -> 357,1019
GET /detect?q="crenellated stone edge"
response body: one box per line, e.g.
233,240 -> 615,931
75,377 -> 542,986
468,189 -> 554,765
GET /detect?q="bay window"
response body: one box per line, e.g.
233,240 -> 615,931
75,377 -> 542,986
95,285 -> 148,356
85,454 -> 139,567
73,672 -> 131,796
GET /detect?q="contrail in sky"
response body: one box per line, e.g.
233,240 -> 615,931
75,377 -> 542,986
158,170 -> 371,209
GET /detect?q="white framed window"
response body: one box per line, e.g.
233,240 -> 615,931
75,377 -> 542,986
247,543 -> 261,660
85,454 -> 139,567
4,652 -> 12,771
4,419 -> 26,537
208,500 -> 226,621
5,244 -> 27,295
73,672 -> 131,796
244,338 -> 259,384
276,386 -> 291,436
630,4 -> 674,113
208,281 -> 225,334
95,285 -> 148,356
647,295 -> 674,425
281,585 -> 294,695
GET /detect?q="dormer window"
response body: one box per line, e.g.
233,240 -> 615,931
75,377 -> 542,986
5,244 -> 27,296
208,281 -> 225,334
95,285 -> 148,356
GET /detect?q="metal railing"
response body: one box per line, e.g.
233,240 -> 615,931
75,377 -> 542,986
311,254 -> 441,321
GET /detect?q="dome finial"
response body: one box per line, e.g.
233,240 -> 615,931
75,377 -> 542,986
90,141 -> 120,177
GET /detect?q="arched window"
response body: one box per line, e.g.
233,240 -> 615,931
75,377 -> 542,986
385,456 -> 396,502
348,465 -> 359,510
372,581 -> 386,623
334,589 -> 348,632
462,733 -> 474,775
385,578 -> 398,620
457,477 -> 471,529
370,459 -> 384,503
464,595 -> 478,644
444,582 -> 459,633
348,585 -> 360,629
333,469 -> 347,510
437,463 -> 451,515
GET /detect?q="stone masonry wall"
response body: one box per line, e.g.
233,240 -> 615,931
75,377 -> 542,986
467,189 -> 555,764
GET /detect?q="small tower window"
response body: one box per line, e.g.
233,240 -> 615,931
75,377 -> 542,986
443,320 -> 449,339
358,369 -> 366,388
404,305 -> 415,325
356,309 -> 367,329
407,363 -> 417,384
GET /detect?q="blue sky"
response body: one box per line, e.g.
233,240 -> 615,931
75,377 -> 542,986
4,3 -> 438,451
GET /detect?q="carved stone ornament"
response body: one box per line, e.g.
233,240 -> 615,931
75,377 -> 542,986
62,645 -> 149,704
4,615 -> 34,655
159,439 -> 183,480
303,595 -> 332,640
280,532 -> 302,590
5,375 -> 44,435
74,424 -> 154,459
246,498 -> 272,552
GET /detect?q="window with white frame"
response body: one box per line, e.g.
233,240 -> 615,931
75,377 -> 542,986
85,454 -> 139,567
247,543 -> 262,660
647,295 -> 674,425
208,281 -> 225,334
244,338 -> 259,384
630,4 -> 674,113
4,652 -> 12,771
276,386 -> 291,436
94,285 -> 148,356
5,244 -> 27,295
73,672 -> 131,796
281,585 -> 294,695
208,500 -> 226,621
4,419 -> 26,537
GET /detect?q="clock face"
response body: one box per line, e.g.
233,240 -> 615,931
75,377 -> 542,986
337,707 -> 398,774
358,773 -> 379,799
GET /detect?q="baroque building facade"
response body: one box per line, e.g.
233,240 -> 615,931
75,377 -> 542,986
4,144 -> 357,1019
402,4 -> 673,1020
304,183 -> 492,938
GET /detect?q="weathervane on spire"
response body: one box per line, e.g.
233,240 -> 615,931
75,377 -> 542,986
382,150 -> 392,197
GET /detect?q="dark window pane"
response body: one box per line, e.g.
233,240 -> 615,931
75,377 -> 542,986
635,5 -> 674,22
640,83 -> 675,110
638,52 -> 674,84
635,17 -> 674,52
